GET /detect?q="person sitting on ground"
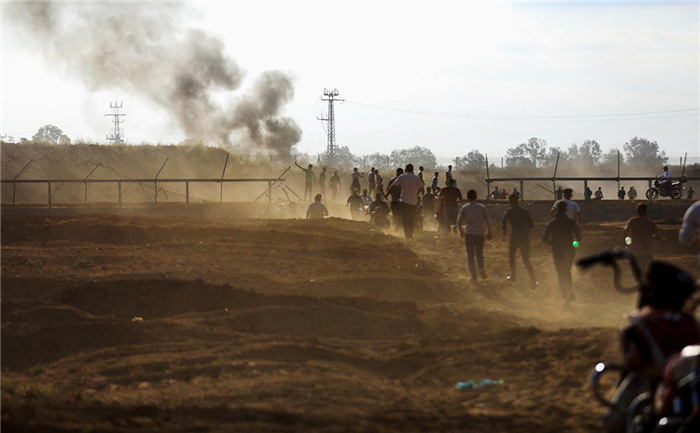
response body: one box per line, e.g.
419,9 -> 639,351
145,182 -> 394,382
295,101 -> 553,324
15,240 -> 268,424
628,186 -> 638,200
622,203 -> 658,268
306,194 -> 329,220
368,193 -> 391,228
437,178 -> 463,233
618,187 -> 626,200
346,189 -> 364,220
594,187 -> 604,201
551,188 -> 581,224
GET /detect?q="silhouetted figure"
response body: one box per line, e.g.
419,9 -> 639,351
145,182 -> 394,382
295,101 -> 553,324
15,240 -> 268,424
418,166 -> 426,195
368,167 -> 377,196
551,188 -> 581,224
437,178 -> 462,233
347,189 -> 364,220
369,193 -> 390,228
622,203 -> 657,268
688,187 -> 695,200
542,201 -> 581,306
386,168 -> 404,231
511,188 -> 520,200
445,165 -> 454,186
457,189 -> 492,283
431,171 -> 439,191
375,170 -> 384,195
502,195 -> 538,288
306,194 -> 329,219
627,186 -> 637,200
350,167 -> 363,192
594,187 -> 603,201
318,167 -> 327,195
423,186 -> 435,218
555,186 -> 564,201
584,187 -> 593,201
618,187 -> 626,200
491,186 -> 500,200
329,171 -> 341,201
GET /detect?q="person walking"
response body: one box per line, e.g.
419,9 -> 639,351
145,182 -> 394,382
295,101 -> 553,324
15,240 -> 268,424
551,188 -> 581,224
306,194 -> 329,219
295,160 -> 315,201
368,167 -> 376,196
418,166 -> 426,195
437,178 -> 462,233
329,171 -> 341,201
542,201 -> 581,306
618,187 -> 626,200
445,165 -> 454,186
385,164 -> 423,239
386,168 -> 404,231
350,167 -> 363,193
346,189 -> 364,220
622,203 -> 658,268
319,167 -> 327,195
456,189 -> 492,283
431,172 -> 439,191
502,195 -> 538,288
627,186 -> 637,200
422,187 -> 435,224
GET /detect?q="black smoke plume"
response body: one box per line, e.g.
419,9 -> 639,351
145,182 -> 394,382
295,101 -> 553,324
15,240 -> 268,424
6,2 -> 302,157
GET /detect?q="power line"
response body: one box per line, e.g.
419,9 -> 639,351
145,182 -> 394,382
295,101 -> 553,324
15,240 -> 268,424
339,100 -> 699,122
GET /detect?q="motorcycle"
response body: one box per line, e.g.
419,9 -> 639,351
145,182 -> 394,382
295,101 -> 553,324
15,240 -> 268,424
646,177 -> 686,200
370,206 -> 390,229
579,249 -> 700,433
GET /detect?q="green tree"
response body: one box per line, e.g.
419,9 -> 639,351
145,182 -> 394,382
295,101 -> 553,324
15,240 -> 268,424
454,150 -> 486,170
623,137 -> 668,166
32,124 -> 71,144
601,148 -> 623,166
579,139 -> 603,166
506,137 -> 548,168
388,146 -> 437,169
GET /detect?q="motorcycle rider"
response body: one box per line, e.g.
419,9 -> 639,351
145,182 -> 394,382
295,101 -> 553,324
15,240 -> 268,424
605,261 -> 700,433
661,165 -> 672,192
368,193 -> 390,228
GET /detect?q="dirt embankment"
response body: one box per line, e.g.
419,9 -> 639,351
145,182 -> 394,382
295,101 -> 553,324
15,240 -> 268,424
2,213 -> 698,432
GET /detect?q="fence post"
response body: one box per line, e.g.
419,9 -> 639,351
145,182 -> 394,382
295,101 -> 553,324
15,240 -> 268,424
47,181 -> 52,208
584,179 -> 588,201
186,181 -> 190,205
84,181 -> 88,204
648,179 -> 653,203
12,181 -> 16,205
118,181 -> 122,208
268,181 -> 272,203
520,180 -> 524,200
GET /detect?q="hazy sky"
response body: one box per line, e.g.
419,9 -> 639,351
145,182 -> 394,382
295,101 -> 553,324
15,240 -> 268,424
2,1 -> 699,159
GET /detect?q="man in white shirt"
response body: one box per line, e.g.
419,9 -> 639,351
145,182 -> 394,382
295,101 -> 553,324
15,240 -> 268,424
550,188 -> 581,224
386,163 -> 423,239
306,194 -> 329,219
679,201 -> 700,267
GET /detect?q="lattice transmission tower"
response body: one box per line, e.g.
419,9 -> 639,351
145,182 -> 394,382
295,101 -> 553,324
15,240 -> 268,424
105,101 -> 126,144
317,89 -> 343,166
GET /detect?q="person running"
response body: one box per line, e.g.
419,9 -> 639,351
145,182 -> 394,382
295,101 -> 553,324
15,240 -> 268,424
627,186 -> 637,200
594,187 -> 604,201
295,160 -> 315,200
551,188 -> 581,224
385,164 -> 423,239
329,171 -> 341,201
350,167 -> 364,193
456,189 -> 492,283
542,201 -> 581,306
386,168 -> 404,231
437,178 -> 462,233
346,189 -> 364,220
555,186 -> 564,201
688,187 -> 695,200
502,195 -> 538,288
679,200 -> 700,267
375,170 -> 384,195
306,194 -> 329,219
361,188 -> 372,206
369,193 -> 391,228
584,187 -> 593,201
368,167 -> 376,196
445,165 -> 454,186
618,187 -> 626,200
622,203 -> 658,268
431,172 -> 440,191
319,167 -> 327,195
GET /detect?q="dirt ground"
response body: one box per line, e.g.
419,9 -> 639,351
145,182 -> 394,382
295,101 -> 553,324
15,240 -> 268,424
2,209 -> 698,432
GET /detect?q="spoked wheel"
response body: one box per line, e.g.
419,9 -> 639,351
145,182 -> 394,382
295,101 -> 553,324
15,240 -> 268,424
670,188 -> 683,200
646,188 -> 659,200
